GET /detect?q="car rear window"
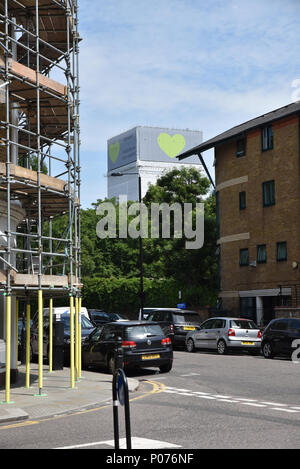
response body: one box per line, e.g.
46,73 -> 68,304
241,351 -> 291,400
269,320 -> 288,331
288,319 -> 300,331
173,313 -> 201,324
230,319 -> 258,329
125,325 -> 163,339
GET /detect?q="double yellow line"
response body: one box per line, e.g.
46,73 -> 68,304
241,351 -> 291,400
0,379 -> 166,431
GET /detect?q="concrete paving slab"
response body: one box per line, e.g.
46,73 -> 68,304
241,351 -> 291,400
0,363 -> 139,424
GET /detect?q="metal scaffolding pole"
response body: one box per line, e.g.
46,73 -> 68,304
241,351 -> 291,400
0,0 -> 81,397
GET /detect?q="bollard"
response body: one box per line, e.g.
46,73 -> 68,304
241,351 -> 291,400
25,302 -> 31,388
114,336 -> 124,372
112,368 -> 132,450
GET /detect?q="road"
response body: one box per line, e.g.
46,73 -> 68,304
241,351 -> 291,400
1,349 -> 300,449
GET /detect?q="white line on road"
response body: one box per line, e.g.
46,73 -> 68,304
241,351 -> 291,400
163,386 -> 300,414
56,437 -> 182,450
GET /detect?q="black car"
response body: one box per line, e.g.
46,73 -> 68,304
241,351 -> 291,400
88,310 -> 128,326
261,317 -> 300,359
82,321 -> 173,374
146,308 -> 201,346
31,314 -> 96,363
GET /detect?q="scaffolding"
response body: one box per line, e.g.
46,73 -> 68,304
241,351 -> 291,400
0,0 -> 81,398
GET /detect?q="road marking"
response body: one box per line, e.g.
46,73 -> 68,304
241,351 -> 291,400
260,402 -> 288,407
240,402 -> 267,408
56,437 -> 182,450
163,386 -> 300,414
271,408 -> 299,413
234,398 -> 258,402
0,380 -> 165,431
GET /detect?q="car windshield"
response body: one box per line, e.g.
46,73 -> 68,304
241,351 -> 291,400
125,325 -> 163,339
230,319 -> 258,329
109,313 -> 126,320
60,315 -> 94,330
173,313 -> 201,324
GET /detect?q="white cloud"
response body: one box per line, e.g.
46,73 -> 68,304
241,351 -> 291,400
76,0 -> 300,207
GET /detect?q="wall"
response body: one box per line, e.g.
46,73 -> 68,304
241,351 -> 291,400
215,115 -> 300,313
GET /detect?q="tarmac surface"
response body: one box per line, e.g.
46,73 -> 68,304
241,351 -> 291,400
0,363 -> 139,425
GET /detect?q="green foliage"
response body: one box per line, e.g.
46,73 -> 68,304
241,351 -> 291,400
49,167 -> 218,312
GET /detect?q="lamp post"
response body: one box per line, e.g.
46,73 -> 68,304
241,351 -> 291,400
110,172 -> 144,319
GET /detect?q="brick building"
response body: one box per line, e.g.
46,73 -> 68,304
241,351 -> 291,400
178,101 -> 300,326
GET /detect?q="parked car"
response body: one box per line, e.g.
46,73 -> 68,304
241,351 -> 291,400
82,320 -> 173,374
33,306 -> 91,323
18,318 -> 33,360
261,317 -> 300,360
88,310 -> 129,326
185,317 -> 262,355
30,314 -> 96,363
146,308 -> 201,346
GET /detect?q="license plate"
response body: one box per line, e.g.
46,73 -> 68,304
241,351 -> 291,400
142,354 -> 160,360
242,341 -> 254,345
184,326 -> 195,331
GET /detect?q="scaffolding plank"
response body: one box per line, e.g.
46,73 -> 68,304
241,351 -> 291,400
0,163 -> 67,193
0,57 -> 67,97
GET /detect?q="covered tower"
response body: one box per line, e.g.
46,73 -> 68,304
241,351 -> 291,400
0,1 -> 81,395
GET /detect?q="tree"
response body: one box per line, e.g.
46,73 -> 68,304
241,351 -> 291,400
143,167 -> 217,289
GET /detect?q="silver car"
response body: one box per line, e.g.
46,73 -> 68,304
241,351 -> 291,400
185,317 -> 262,355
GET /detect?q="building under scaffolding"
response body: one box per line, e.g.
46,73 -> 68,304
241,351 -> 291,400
0,0 -> 81,399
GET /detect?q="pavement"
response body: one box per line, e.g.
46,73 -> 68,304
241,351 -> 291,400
0,363 -> 140,425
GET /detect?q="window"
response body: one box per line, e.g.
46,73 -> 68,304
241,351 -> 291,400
269,320 -> 288,331
277,241 -> 287,262
230,319 -> 258,329
288,319 -> 300,332
213,319 -> 226,329
263,180 -> 275,207
240,248 -> 249,266
236,137 -> 246,157
173,313 -> 201,324
200,319 -> 215,330
257,244 -> 267,264
262,125 -> 273,151
239,191 -> 246,210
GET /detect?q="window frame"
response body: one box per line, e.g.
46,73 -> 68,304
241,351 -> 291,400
277,241 -> 287,262
239,248 -> 249,266
257,244 -> 267,264
262,125 -> 274,152
239,191 -> 246,210
236,137 -> 246,157
262,180 -> 275,207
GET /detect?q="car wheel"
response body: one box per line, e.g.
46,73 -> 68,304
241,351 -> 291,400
217,339 -> 227,355
107,355 -> 116,374
262,342 -> 274,359
186,338 -> 195,353
159,362 -> 173,373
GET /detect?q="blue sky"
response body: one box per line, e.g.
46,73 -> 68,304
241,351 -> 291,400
78,0 -> 300,208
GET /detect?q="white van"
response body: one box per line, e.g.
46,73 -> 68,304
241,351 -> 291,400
33,306 -> 90,323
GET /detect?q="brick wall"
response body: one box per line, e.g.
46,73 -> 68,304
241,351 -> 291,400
216,115 -> 300,304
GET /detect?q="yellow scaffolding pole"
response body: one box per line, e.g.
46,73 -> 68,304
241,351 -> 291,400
49,298 -> 53,373
69,296 -> 75,388
75,296 -> 79,381
25,303 -> 31,388
15,298 -> 19,369
4,295 -> 13,403
36,290 -> 47,397
78,297 -> 82,379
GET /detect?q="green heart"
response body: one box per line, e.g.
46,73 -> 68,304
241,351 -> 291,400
157,133 -> 186,158
109,141 -> 120,163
